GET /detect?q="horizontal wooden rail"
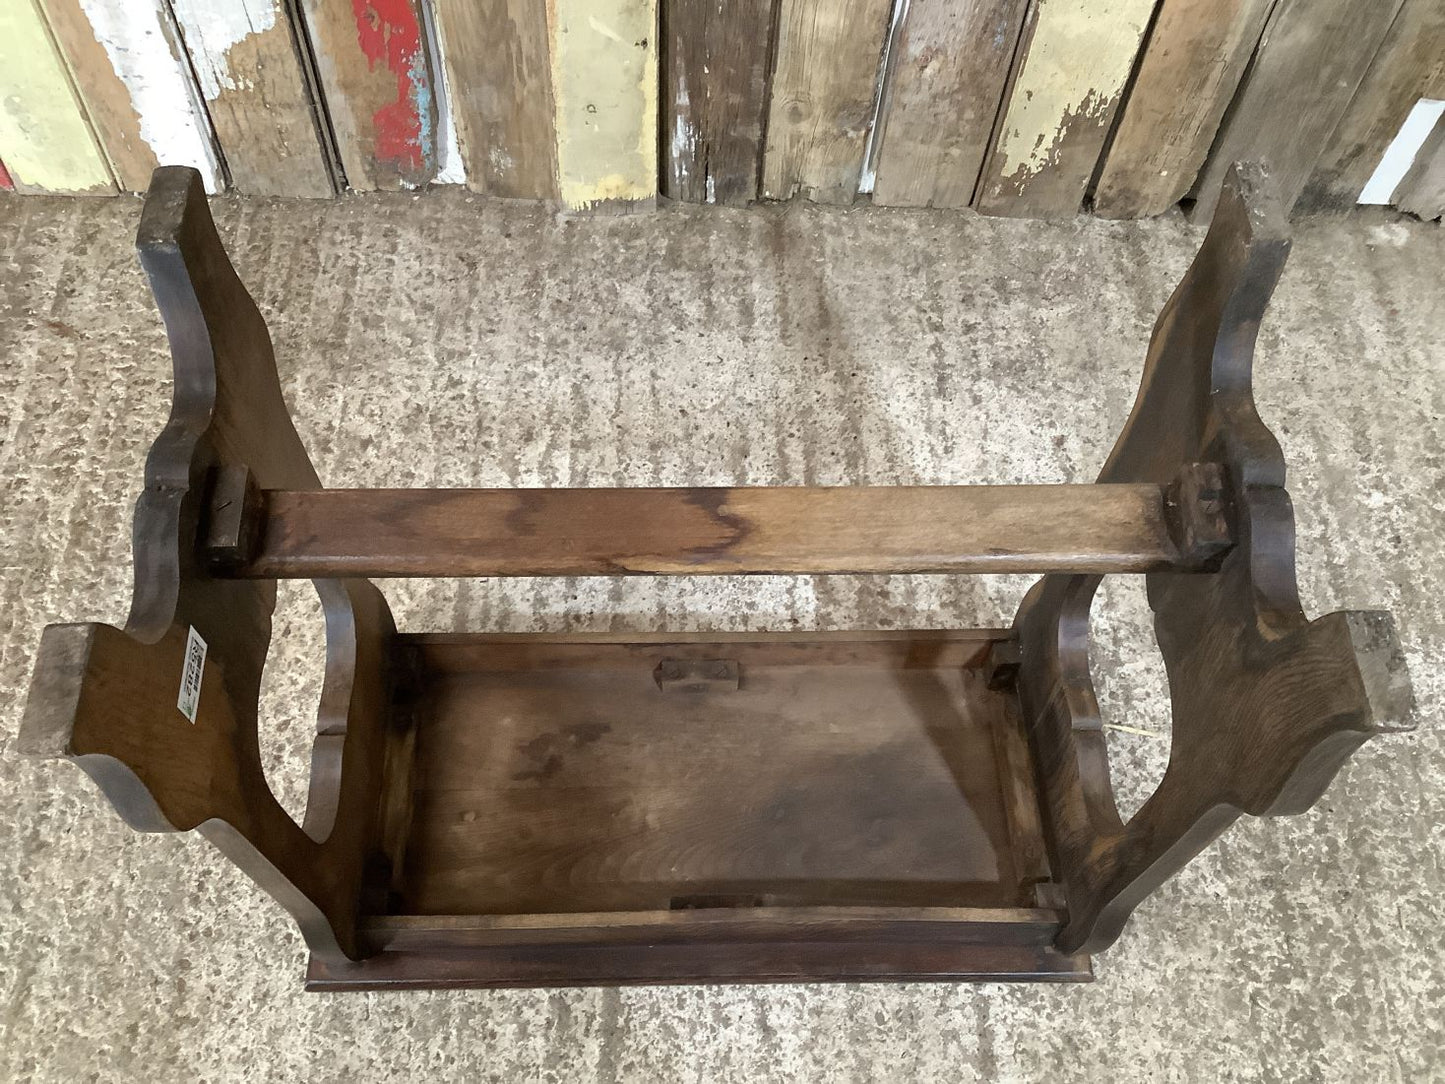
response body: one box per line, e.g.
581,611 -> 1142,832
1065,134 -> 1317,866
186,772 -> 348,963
212,483 -> 1220,578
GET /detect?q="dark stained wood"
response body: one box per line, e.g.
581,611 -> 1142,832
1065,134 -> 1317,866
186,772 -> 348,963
1299,0 -> 1445,214
871,0 -> 1030,209
433,0 -> 559,199
364,906 -> 1066,949
307,938 -> 1093,989
1014,163 -> 1415,955
234,483 -> 1198,578
398,631 -> 1037,915
1092,0 -> 1276,218
662,0 -> 776,205
17,167 -> 395,961
1190,0 -> 1408,219
18,163 -> 1410,992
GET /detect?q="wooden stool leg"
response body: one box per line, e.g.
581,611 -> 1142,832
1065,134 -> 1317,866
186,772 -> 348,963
20,167 -> 399,963
1013,162 -> 1415,955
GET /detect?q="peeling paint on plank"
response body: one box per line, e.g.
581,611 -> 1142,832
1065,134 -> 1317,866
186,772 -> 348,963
169,0 -> 333,197
0,0 -> 114,194
976,0 -> 1156,218
44,0 -> 222,193
549,0 -> 658,210
299,0 -> 437,189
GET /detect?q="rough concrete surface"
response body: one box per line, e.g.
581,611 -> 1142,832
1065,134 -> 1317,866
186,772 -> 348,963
0,190 -> 1440,1083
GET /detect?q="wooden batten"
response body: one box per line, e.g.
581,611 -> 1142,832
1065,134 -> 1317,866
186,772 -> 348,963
547,0 -> 657,212
760,0 -> 894,205
0,0 -> 114,195
168,0 -> 334,197
296,0 -> 438,190
662,0 -> 776,206
1393,114 -> 1445,221
871,0 -> 1030,210
432,0 -> 558,199
1190,0 -> 1409,219
974,0 -> 1156,219
1092,0 -> 1275,219
37,0 -> 222,194
1298,0 -> 1445,215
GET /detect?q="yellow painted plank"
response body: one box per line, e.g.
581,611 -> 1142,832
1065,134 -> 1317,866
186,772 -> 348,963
0,0 -> 114,194
548,0 -> 658,211
975,0 -> 1156,218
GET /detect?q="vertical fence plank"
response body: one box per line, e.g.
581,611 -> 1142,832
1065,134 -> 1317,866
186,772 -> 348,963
761,0 -> 894,205
169,0 -> 334,197
1191,0 -> 1407,219
974,0 -> 1157,218
548,0 -> 657,211
872,0 -> 1030,209
1298,0 -> 1445,214
1394,114 -> 1445,220
1092,0 -> 1274,218
432,0 -> 557,198
663,0 -> 776,205
39,0 -> 222,193
298,0 -> 438,190
0,0 -> 114,194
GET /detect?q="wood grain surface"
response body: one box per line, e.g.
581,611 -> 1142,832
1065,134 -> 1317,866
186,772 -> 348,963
1298,0 -> 1445,214
872,0 -> 1030,209
169,0 -> 334,197
662,0 -> 776,205
975,0 -> 1156,218
0,0 -> 114,194
38,0 -> 222,193
234,483 -> 1193,577
297,0 -> 438,190
1191,0 -> 1408,218
432,0 -> 558,198
1092,0 -> 1275,218
761,0 -> 894,204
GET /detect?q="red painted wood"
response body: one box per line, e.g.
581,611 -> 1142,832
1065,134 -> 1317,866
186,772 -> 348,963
351,0 -> 429,174
0,158 -> 14,191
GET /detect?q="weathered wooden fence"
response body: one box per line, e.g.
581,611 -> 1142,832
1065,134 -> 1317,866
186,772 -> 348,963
0,0 -> 1441,219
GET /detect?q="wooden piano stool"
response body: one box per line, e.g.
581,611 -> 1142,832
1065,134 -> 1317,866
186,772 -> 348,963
20,163 -> 1413,990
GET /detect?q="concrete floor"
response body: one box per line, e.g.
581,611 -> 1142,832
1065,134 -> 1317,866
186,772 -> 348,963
0,189 -> 1440,1082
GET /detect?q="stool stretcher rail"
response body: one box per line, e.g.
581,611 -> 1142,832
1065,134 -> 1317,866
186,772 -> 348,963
222,482 -> 1201,578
